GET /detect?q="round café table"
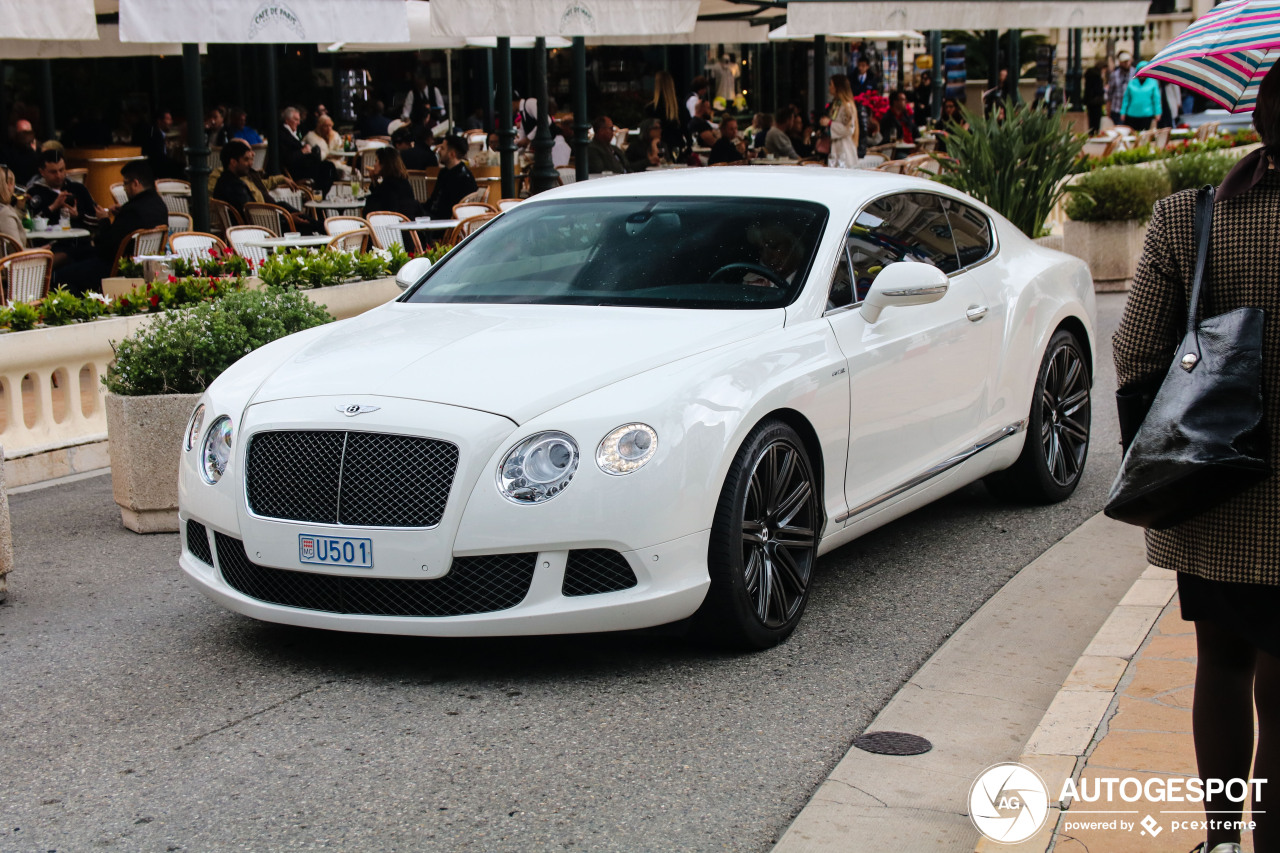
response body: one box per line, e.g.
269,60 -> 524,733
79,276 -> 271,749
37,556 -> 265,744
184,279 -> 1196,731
240,234 -> 333,251
25,227 -> 92,243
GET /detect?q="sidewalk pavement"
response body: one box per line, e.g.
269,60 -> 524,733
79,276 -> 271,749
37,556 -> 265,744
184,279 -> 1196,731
773,512 -> 1256,853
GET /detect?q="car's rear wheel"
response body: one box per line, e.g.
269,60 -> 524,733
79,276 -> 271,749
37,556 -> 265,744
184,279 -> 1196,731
986,329 -> 1091,503
696,420 -> 820,650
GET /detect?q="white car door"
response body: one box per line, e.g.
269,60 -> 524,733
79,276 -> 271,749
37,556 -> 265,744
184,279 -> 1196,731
825,191 -> 1001,520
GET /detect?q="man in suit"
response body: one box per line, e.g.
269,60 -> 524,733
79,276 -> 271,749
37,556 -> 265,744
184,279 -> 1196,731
279,106 -> 335,196
137,110 -> 181,179
55,161 -> 167,294
585,116 -> 629,174
851,58 -> 878,96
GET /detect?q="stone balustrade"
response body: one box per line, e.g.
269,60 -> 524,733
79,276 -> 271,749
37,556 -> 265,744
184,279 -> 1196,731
0,276 -> 401,478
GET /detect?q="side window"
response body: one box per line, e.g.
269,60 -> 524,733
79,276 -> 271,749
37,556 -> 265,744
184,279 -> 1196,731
940,198 -> 994,269
841,192 -> 959,303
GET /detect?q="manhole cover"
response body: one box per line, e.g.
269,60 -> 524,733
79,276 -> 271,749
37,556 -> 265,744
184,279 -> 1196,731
852,731 -> 933,756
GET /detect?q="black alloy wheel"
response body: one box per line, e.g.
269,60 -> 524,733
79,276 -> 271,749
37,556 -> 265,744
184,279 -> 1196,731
985,329 -> 1091,503
696,420 -> 821,649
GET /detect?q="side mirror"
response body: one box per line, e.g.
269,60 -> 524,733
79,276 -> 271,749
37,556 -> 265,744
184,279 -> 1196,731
859,262 -> 949,323
395,256 -> 433,290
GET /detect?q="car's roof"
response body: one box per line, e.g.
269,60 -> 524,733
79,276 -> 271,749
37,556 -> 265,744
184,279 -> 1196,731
530,166 -> 964,221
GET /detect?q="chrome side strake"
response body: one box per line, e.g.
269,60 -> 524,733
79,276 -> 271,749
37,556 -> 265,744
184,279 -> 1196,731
834,419 -> 1028,524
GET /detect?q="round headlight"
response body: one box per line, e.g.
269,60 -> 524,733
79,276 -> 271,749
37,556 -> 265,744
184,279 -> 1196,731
596,423 -> 658,475
185,403 -> 206,452
497,431 -> 579,504
200,416 -> 234,484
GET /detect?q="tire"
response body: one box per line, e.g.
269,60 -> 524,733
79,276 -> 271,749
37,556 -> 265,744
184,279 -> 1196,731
985,329 -> 1091,503
695,420 -> 821,650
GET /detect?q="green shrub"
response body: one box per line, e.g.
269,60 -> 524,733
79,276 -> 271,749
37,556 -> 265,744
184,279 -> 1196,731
103,289 -> 331,396
39,286 -> 83,326
933,101 -> 1087,239
4,302 -> 40,331
1064,165 -> 1170,222
1166,151 -> 1237,193
1080,144 -> 1171,172
116,258 -> 144,278
257,247 -> 404,289
423,242 -> 453,264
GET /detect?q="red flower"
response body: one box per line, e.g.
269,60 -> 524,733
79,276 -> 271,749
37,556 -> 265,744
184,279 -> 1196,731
208,247 -> 218,257
149,295 -> 160,308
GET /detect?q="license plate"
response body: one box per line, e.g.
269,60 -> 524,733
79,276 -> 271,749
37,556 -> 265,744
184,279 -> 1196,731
298,534 -> 373,568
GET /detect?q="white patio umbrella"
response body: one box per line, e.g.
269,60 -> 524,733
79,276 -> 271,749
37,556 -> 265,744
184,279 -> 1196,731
429,0 -> 699,38
786,0 -> 1150,33
0,0 -> 97,40
119,0 -> 410,43
767,25 -> 926,43
0,24 -> 187,59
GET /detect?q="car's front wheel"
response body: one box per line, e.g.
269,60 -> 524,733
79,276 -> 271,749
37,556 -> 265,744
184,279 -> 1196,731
696,420 -> 820,650
986,328 -> 1091,503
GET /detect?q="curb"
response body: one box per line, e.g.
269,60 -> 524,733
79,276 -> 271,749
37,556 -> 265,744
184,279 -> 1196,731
974,565 -> 1178,852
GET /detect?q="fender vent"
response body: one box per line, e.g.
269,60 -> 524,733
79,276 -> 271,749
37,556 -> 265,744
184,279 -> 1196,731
186,520 -> 214,567
562,549 -> 638,597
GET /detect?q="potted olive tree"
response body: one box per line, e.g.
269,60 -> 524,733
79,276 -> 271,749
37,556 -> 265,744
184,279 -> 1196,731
103,289 -> 331,532
1063,165 -> 1170,291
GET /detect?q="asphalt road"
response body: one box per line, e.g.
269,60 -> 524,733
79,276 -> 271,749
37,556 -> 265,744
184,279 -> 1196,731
0,293 -> 1127,853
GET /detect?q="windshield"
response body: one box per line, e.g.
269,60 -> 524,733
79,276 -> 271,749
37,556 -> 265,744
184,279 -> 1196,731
404,197 -> 828,309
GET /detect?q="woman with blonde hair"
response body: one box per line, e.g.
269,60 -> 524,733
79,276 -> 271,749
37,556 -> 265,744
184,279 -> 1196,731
821,74 -> 860,169
644,69 -> 690,156
0,165 -> 27,251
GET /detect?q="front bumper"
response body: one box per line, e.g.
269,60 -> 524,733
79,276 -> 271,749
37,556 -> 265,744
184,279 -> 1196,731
179,523 -> 710,636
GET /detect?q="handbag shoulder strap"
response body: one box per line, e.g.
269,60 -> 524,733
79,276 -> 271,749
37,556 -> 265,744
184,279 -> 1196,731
1186,184 -> 1216,336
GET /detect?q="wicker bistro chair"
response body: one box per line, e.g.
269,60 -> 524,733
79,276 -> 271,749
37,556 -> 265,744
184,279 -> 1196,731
0,233 -> 22,256
407,170 -> 435,204
157,179 -> 191,215
65,168 -> 88,184
209,198 -> 242,237
168,212 -> 192,234
109,225 -> 168,276
496,198 -> 523,212
452,201 -> 497,220
226,225 -> 275,266
244,201 -> 295,236
169,231 -> 227,262
365,211 -> 419,253
250,143 -> 269,172
445,213 -> 499,246
109,182 -> 129,206
323,215 -> 370,237
327,228 -> 371,253
0,248 -> 54,303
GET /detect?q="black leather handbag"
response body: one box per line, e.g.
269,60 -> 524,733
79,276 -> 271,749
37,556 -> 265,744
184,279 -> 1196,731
1105,185 -> 1269,530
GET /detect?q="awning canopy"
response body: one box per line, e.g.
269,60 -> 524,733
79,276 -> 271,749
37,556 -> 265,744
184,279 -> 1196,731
0,0 -> 97,40
767,24 -> 925,42
429,0 -> 701,37
0,24 -> 191,58
587,18 -> 774,45
787,0 -> 1151,34
119,0 -> 411,43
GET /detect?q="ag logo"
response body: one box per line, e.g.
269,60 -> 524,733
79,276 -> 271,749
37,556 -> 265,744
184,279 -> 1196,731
969,762 -> 1050,843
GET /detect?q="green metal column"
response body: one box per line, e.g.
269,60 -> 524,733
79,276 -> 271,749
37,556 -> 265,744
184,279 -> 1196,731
265,45 -> 280,174
1133,25 -> 1144,63
573,37 -> 589,183
930,31 -> 944,121
184,44 -> 210,233
530,38 -> 558,195
1008,29 -> 1021,103
484,49 -> 495,132
987,29 -> 1000,92
496,37 -> 516,199
40,60 -> 55,140
813,34 -> 826,118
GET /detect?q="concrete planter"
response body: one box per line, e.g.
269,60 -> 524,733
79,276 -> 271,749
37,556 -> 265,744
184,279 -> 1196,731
102,277 -> 145,298
1062,219 -> 1148,292
1033,234 -> 1065,252
299,276 -> 400,321
0,445 -> 12,602
105,392 -> 201,533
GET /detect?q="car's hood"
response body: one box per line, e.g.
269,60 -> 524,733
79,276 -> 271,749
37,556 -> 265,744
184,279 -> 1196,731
250,301 -> 784,424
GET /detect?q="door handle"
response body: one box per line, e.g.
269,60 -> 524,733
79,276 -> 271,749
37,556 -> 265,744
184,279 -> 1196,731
966,305 -> 988,322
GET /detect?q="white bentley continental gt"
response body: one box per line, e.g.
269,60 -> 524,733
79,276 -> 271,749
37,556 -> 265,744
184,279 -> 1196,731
178,168 -> 1095,649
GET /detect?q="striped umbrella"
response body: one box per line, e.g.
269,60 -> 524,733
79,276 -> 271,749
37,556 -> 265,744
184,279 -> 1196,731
1139,0 -> 1280,113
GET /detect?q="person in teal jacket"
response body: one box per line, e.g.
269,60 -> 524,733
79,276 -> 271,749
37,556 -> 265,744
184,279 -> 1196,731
1121,61 -> 1162,131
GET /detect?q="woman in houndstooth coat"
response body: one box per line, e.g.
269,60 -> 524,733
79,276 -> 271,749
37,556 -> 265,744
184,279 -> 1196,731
1113,64 -> 1280,853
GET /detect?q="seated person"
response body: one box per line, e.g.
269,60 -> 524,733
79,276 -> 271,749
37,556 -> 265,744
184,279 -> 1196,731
304,113 -> 354,179
586,116 -> 628,175
764,108 -> 800,159
55,161 -> 167,294
227,108 -> 264,145
743,223 -> 803,287
424,136 -> 478,220
26,149 -> 101,229
212,139 -> 320,234
687,98 -> 718,148
392,127 -> 438,170
364,147 -> 422,220
625,118 -> 669,172
279,106 -> 336,196
708,116 -> 748,165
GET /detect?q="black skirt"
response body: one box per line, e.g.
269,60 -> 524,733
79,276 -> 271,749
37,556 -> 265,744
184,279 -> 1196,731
1178,571 -> 1280,658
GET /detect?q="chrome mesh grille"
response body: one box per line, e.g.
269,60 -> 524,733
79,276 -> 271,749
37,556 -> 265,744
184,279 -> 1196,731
214,533 -> 536,616
562,549 -> 638,597
186,519 -> 213,567
246,430 -> 459,528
